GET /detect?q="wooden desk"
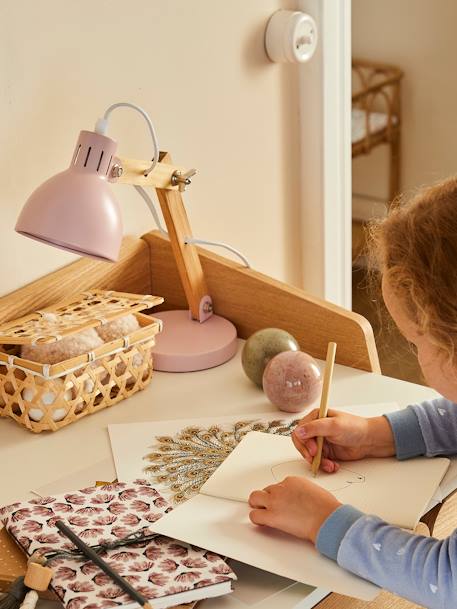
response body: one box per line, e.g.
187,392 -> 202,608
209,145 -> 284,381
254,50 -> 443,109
0,343 -> 440,609
0,231 -> 450,609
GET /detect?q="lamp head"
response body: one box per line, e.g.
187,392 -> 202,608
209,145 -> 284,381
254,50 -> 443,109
15,130 -> 123,262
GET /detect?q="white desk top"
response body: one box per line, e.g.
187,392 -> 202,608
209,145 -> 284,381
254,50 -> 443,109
0,341 -> 437,608
0,341 -> 437,507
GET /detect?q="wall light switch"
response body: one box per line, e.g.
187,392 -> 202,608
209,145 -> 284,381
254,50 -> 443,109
265,9 -> 318,64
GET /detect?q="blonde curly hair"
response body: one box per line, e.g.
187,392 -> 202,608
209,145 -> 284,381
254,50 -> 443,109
367,176 -> 457,363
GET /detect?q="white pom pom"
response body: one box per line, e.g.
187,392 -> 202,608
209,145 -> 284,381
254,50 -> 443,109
96,314 -> 140,343
21,328 -> 103,364
23,379 -> 72,422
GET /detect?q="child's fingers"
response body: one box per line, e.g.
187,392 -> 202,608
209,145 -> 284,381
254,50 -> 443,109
298,408 -> 322,424
295,417 -> 340,441
249,508 -> 274,527
293,432 -> 337,467
306,438 -> 318,456
294,433 -> 318,455
321,458 -> 339,473
291,433 -> 313,462
294,429 -> 334,454
292,424 -> 342,474
262,482 -> 283,494
297,408 -> 339,425
303,445 -> 339,473
248,490 -> 270,509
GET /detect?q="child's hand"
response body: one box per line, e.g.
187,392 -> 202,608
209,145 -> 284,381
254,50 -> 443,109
249,476 -> 341,543
292,409 -> 396,473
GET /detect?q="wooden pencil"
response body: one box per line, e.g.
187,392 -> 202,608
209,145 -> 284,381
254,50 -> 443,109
311,342 -> 337,477
56,521 -> 153,609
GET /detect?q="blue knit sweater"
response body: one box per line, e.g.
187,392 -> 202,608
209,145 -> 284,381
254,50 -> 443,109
316,399 -> 457,608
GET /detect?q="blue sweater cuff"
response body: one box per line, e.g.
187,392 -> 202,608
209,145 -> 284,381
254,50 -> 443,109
316,504 -> 364,561
384,407 -> 426,460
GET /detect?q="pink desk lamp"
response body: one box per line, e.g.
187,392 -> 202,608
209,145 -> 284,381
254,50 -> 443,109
15,103 -> 239,372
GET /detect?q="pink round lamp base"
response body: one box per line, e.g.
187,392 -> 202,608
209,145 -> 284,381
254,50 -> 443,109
152,310 -> 238,372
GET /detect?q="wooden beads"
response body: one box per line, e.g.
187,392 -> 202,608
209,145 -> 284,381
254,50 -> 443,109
23,562 -> 53,591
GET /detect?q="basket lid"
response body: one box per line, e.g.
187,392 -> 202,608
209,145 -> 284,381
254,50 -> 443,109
0,290 -> 164,345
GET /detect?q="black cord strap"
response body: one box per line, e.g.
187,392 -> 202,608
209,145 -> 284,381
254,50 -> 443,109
42,530 -> 158,563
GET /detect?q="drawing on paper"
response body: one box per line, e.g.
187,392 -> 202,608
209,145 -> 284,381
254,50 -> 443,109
143,418 -> 300,503
271,460 -> 365,492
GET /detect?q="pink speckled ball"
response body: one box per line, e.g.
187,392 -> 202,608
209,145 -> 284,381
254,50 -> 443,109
262,351 -> 322,412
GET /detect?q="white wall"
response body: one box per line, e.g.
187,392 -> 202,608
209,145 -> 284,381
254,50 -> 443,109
352,0 -> 457,206
0,0 -> 303,297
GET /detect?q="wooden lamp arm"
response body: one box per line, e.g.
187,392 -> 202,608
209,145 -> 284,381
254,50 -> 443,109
156,152 -> 210,322
111,151 -> 210,322
115,155 -> 193,190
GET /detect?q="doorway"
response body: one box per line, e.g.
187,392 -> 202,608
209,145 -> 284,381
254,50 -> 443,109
350,0 -> 457,383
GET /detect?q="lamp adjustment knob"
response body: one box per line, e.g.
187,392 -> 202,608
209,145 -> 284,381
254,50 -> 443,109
171,168 -> 197,192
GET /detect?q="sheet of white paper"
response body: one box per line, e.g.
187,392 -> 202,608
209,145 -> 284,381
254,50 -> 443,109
151,493 -> 379,601
201,431 -> 449,530
438,458 -> 457,499
200,561 -> 329,609
108,403 -> 400,487
34,458 -> 116,497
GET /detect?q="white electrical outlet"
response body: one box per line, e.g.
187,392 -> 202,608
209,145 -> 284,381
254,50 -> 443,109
265,10 -> 318,64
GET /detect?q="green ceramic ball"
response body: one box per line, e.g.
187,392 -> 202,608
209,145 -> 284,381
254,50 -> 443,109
242,328 -> 300,387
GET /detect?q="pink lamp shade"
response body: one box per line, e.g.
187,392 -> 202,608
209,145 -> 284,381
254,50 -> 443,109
15,131 -> 123,262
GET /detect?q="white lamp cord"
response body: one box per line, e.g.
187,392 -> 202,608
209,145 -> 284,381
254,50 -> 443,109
184,237 -> 251,268
135,187 -> 251,267
95,101 -> 159,176
96,102 -> 251,268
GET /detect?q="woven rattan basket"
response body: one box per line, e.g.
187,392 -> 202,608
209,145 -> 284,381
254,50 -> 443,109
0,290 -> 163,433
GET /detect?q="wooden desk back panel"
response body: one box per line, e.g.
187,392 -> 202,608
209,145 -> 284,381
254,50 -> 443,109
144,232 -> 380,373
0,231 -> 379,373
0,237 -> 151,325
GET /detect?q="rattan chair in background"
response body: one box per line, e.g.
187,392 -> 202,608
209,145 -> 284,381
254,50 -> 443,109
351,59 -> 403,263
352,58 -> 403,204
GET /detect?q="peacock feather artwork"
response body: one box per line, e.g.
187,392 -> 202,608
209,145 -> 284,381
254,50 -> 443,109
143,418 -> 300,503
